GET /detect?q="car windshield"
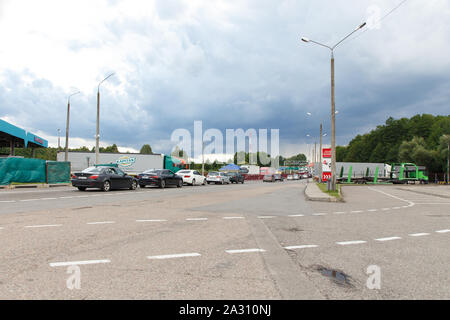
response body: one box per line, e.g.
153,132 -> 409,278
143,169 -> 161,175
177,171 -> 191,174
82,167 -> 103,174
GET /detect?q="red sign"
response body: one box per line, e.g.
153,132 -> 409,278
34,136 -> 44,144
322,172 -> 332,182
323,148 -> 331,158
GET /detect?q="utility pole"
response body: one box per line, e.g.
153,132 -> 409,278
65,91 -> 80,161
301,22 -> 366,191
57,129 -> 61,150
447,141 -> 449,185
96,73 -> 115,165
201,141 -> 205,176
319,123 -> 323,183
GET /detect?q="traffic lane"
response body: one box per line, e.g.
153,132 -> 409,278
0,206 -> 281,299
0,180 -> 291,215
189,182 -> 311,217
278,231 -> 450,299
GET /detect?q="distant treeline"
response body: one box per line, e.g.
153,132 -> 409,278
337,114 -> 450,173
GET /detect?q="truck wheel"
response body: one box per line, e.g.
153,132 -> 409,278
160,180 -> 166,189
102,181 -> 111,192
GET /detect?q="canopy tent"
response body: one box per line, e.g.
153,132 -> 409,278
219,163 -> 241,172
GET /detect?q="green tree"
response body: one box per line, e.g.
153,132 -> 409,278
140,144 -> 153,154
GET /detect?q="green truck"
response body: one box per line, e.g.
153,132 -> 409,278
389,163 -> 428,184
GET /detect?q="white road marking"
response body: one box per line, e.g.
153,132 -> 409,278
225,248 -> 266,254
375,236 -> 402,242
0,200 -> 15,203
59,196 -> 75,199
258,216 -> 275,219
415,203 -> 450,205
40,197 -> 57,200
368,187 -> 413,205
336,240 -> 367,246
284,245 -> 318,250
136,219 -> 167,222
288,214 -> 305,217
186,218 -> 208,221
75,195 -> 89,198
25,224 -> 62,228
147,253 -> 201,260
409,233 -> 430,237
381,208 -> 390,211
49,259 -> 111,267
313,213 -> 327,216
367,209 -> 378,212
87,221 -> 116,225
20,199 -> 40,202
351,210 -> 363,213
223,217 -> 245,220
334,211 -> 346,214
392,207 -> 401,210
0,227 -> 4,230
436,229 -> 450,234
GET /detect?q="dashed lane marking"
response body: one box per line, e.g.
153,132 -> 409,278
258,216 -> 275,219
0,200 -> 15,203
336,240 -> 367,246
225,248 -> 266,254
375,236 -> 402,242
49,259 -> 111,267
186,218 -> 208,221
87,221 -> 116,225
409,233 -> 430,237
223,217 -> 245,220
24,224 -> 62,228
147,253 -> 201,260
284,245 -> 318,250
436,229 -> 450,234
136,219 -> 167,222
288,214 -> 305,217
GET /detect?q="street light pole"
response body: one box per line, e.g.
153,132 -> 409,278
65,91 -> 80,161
57,129 -> 61,150
95,73 -> 115,165
301,22 -> 366,191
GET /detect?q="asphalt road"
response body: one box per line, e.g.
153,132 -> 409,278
0,181 -> 448,299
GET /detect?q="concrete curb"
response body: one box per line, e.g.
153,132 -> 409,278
0,183 -> 71,190
304,182 -> 344,202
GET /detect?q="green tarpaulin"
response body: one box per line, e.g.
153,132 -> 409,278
0,158 -> 46,185
46,161 -> 71,184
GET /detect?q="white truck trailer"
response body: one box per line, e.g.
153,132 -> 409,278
57,152 -> 165,175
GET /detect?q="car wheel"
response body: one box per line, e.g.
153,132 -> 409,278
102,180 -> 111,192
160,180 -> 166,189
242,180 -> 244,184
77,187 -> 86,191
177,179 -> 183,188
202,179 -> 206,185
192,179 -> 196,186
221,180 -> 224,185
139,184 -> 145,188
130,180 -> 137,190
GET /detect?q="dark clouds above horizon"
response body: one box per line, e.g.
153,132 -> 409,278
0,0 -> 449,156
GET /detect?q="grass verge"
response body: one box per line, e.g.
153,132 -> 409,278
316,183 -> 342,200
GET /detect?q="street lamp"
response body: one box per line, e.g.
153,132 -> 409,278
301,22 -> 366,190
65,91 -> 80,161
96,73 -> 115,165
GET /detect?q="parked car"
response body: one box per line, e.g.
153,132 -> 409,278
293,174 -> 300,180
71,166 -> 138,192
176,170 -> 206,186
287,175 -> 294,180
138,169 -> 183,188
206,171 -> 231,184
263,174 -> 275,182
226,172 -> 245,184
274,174 -> 284,182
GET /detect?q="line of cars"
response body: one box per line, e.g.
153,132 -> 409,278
71,166 -> 246,191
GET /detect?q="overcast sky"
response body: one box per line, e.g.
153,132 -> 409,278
0,0 -> 449,158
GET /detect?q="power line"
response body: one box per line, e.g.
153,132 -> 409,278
344,0 -> 410,45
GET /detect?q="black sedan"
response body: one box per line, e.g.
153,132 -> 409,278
71,166 -> 138,191
138,169 -> 183,188
226,172 -> 245,184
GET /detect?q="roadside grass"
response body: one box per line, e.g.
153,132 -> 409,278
316,182 -> 342,200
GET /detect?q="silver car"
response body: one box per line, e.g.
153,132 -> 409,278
206,171 -> 231,184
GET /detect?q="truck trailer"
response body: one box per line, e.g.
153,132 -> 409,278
57,152 -> 187,175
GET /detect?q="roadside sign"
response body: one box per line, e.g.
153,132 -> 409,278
323,148 -> 332,158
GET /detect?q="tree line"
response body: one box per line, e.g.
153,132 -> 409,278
336,114 -> 450,174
